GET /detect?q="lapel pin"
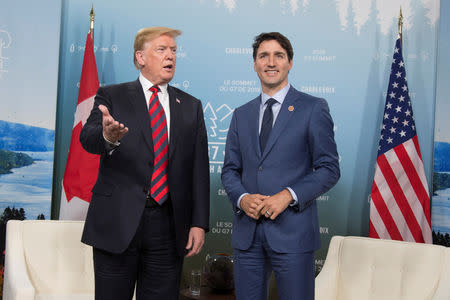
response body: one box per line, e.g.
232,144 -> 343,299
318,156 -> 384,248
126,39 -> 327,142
288,105 -> 294,112
176,98 -> 181,104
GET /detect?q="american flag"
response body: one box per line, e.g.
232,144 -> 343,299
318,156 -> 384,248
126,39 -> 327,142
369,36 -> 432,243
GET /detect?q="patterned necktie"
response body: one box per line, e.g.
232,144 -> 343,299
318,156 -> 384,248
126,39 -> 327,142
148,85 -> 169,204
259,98 -> 277,153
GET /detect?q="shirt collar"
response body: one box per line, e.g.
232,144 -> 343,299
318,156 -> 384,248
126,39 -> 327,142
139,73 -> 168,95
261,83 -> 290,106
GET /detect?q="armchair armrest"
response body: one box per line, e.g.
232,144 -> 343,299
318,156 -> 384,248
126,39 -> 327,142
3,220 -> 35,300
315,235 -> 343,300
432,247 -> 450,300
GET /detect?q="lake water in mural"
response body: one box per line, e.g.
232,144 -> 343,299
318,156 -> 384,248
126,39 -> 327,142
0,151 -> 52,220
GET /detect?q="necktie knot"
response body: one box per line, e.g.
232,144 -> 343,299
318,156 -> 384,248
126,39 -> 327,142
260,98 -> 278,153
149,85 -> 160,94
265,98 -> 277,109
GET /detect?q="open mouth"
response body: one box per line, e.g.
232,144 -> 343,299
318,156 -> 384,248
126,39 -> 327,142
265,70 -> 278,75
163,64 -> 174,71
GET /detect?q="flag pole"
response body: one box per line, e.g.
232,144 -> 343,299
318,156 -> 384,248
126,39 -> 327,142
398,7 -> 403,46
89,4 -> 95,40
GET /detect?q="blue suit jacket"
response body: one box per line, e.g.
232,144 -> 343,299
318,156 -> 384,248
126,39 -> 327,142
221,86 -> 340,253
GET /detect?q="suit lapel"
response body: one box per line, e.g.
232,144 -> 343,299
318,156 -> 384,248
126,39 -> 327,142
128,79 -> 154,154
249,97 -> 263,158
260,87 -> 297,161
167,86 -> 180,160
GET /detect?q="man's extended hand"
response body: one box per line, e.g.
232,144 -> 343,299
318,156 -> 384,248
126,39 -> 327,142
240,194 -> 269,220
185,227 -> 205,257
99,104 -> 129,143
256,189 -> 292,220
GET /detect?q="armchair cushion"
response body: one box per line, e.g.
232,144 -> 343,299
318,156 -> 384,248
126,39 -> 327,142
316,236 -> 450,300
3,220 -> 94,300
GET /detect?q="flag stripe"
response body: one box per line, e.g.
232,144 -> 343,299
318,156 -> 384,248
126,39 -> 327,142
404,138 -> 432,223
368,220 -> 380,239
386,147 -> 430,242
405,137 -> 429,195
394,143 -> 431,220
374,160 -> 412,241
377,154 -> 424,242
369,203 -> 387,239
370,180 -> 403,240
412,135 -> 423,160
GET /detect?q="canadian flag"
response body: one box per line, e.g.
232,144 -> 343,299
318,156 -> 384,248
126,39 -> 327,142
59,33 -> 99,220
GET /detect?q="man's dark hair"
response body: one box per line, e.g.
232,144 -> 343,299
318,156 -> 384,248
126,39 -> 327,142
252,32 -> 294,62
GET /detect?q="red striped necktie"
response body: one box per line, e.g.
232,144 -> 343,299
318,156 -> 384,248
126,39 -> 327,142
148,85 -> 169,204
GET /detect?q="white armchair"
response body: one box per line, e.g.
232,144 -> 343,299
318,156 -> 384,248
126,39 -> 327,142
315,236 -> 450,300
3,220 -> 94,300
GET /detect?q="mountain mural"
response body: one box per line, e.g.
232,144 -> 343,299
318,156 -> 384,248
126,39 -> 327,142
0,149 -> 33,174
0,120 -> 54,151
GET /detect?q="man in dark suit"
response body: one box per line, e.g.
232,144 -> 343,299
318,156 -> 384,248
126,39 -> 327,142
221,32 -> 340,300
80,27 -> 210,300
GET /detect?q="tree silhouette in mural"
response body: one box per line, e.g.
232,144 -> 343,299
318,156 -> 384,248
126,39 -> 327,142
433,231 -> 450,247
0,206 -> 26,224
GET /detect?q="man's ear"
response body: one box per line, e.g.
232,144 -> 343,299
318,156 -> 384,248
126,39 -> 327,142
135,51 -> 144,67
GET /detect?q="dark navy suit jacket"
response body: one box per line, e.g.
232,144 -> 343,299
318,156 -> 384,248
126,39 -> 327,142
222,86 -> 339,253
80,79 -> 210,256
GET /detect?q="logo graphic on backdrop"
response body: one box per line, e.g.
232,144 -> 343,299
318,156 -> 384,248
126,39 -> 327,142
171,79 -> 190,91
225,47 -> 252,55
300,85 -> 335,95
304,49 -> 336,63
0,29 -> 11,78
70,42 -> 118,54
204,102 -> 233,173
219,79 -> 260,94
176,45 -> 187,58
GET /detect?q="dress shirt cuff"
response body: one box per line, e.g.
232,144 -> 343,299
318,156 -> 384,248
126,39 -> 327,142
237,193 -> 249,210
103,132 -> 120,154
286,187 -> 298,206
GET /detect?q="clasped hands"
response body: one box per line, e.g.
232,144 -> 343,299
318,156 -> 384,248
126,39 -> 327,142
99,104 -> 129,143
240,189 -> 292,220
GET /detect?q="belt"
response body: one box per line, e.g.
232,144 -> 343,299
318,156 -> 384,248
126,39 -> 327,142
145,193 -> 172,208
145,194 -> 160,208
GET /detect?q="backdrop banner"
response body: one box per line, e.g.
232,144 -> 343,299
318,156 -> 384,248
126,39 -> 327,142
0,0 -> 61,296
54,0 -> 440,296
432,0 -> 450,247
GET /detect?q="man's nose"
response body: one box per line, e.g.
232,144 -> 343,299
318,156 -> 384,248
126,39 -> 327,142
267,55 -> 275,66
166,50 -> 175,60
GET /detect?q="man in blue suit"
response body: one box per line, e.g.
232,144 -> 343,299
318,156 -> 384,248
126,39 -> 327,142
221,32 -> 340,300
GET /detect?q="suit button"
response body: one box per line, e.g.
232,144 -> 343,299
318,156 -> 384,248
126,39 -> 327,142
259,166 -> 263,171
